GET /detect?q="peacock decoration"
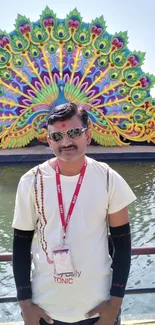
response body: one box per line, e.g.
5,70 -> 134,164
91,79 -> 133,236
0,7 -> 155,149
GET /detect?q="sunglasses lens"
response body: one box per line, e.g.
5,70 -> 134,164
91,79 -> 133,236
67,128 -> 83,139
50,132 -> 63,142
49,128 -> 86,141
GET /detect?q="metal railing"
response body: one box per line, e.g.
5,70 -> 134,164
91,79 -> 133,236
0,247 -> 155,303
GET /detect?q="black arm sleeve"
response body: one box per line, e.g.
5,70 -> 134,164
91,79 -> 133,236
109,223 -> 131,298
13,228 -> 34,300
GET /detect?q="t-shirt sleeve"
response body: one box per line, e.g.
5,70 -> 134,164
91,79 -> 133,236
12,172 -> 38,230
108,168 -> 136,214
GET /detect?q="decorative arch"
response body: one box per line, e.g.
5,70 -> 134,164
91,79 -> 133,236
0,8 -> 154,148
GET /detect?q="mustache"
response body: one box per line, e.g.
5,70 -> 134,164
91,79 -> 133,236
59,145 -> 77,152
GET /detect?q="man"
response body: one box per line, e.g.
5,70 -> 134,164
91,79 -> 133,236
12,102 -> 136,325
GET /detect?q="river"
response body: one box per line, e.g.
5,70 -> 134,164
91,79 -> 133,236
0,160 -> 155,322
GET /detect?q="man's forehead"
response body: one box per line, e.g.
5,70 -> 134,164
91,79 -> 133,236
48,116 -> 83,130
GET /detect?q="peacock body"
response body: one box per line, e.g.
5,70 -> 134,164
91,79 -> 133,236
0,7 -> 155,149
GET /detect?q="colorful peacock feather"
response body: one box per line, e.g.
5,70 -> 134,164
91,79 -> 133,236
0,7 -> 155,148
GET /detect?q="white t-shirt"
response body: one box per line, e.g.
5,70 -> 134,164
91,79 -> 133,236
12,157 -> 136,322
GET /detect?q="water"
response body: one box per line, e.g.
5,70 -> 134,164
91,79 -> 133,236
0,161 -> 155,322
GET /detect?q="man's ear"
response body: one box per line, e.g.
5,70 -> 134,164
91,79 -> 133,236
47,135 -> 51,146
87,128 -> 92,145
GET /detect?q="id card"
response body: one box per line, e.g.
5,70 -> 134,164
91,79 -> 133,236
52,247 -> 74,275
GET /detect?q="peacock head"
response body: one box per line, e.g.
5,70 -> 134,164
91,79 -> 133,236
52,80 -> 68,107
58,80 -> 65,92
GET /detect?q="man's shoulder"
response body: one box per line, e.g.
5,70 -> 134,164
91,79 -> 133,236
87,157 -> 122,182
87,157 -> 113,182
20,160 -> 49,182
87,157 -> 110,171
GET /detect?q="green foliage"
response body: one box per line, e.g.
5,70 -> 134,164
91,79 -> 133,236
15,14 -> 32,31
0,49 -> 11,68
40,6 -> 57,23
31,25 -> 48,43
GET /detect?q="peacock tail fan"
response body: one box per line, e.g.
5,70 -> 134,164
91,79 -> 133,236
0,7 -> 155,149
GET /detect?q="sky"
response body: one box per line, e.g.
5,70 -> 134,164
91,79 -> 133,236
1,0 -> 155,97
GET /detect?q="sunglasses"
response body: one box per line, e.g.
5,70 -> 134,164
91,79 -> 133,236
48,127 -> 87,142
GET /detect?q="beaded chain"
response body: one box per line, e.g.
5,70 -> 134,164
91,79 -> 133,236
32,168 -> 53,264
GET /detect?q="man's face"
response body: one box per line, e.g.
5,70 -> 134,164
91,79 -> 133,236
47,115 -> 92,162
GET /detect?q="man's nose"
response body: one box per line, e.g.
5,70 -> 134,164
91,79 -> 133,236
60,133 -> 73,146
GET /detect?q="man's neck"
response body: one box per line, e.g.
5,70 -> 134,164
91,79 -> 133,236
54,155 -> 86,176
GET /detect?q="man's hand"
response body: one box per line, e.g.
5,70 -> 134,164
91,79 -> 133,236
85,297 -> 122,325
19,299 -> 53,325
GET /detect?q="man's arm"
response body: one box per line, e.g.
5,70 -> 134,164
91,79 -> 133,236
12,174 -> 36,303
13,228 -> 53,325
108,206 -> 131,310
13,228 -> 34,301
12,173 -> 53,325
86,207 -> 131,325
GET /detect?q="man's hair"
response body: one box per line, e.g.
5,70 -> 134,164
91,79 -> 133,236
47,103 -> 89,128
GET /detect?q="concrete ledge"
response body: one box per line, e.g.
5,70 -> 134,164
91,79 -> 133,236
0,145 -> 155,164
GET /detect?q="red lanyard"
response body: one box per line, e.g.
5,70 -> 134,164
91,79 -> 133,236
55,160 -> 87,243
